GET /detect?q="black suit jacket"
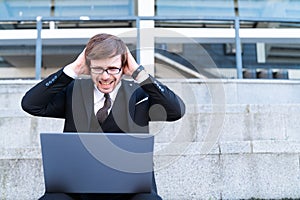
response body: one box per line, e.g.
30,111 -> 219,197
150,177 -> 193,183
22,68 -> 185,133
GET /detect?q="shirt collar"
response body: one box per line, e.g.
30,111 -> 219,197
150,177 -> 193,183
93,81 -> 122,104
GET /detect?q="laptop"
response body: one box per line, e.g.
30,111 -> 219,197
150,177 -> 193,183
40,133 -> 154,194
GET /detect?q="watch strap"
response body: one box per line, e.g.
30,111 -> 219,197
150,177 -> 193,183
132,65 -> 145,79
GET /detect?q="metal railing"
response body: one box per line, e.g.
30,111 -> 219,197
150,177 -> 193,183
1,15 -> 300,79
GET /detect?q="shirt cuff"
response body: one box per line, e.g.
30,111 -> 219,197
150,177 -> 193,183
63,65 -> 78,79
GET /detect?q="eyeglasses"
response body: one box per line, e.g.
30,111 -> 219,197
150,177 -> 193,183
90,67 -> 122,75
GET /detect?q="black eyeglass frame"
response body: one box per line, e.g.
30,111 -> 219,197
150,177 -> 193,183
90,67 -> 122,75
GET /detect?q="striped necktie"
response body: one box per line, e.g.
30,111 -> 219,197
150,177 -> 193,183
96,93 -> 111,124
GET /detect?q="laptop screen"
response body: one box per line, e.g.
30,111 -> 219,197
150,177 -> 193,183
40,133 -> 154,193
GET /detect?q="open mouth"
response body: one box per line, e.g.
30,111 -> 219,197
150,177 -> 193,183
101,81 -> 112,85
99,80 -> 114,87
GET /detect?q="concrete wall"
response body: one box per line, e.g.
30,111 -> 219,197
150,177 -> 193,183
0,79 -> 300,200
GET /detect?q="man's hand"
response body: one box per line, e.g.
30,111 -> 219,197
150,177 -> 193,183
66,49 -> 90,76
123,49 -> 140,76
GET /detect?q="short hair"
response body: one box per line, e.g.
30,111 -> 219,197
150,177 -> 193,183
85,33 -> 127,68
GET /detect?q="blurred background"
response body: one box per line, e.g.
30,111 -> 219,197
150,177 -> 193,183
0,0 -> 300,80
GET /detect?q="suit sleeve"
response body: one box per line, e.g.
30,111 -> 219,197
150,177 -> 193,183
21,68 -> 74,118
139,75 -> 185,121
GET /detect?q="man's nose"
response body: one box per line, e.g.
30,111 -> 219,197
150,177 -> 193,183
101,71 -> 110,79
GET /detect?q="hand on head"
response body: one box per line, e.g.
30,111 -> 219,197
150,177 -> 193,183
122,48 -> 140,77
68,48 -> 90,76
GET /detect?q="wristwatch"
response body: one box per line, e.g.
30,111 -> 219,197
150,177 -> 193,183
131,65 -> 145,79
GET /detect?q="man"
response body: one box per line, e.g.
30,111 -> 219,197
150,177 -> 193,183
22,33 -> 185,200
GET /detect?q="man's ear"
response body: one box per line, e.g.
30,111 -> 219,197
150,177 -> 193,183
122,51 -> 128,66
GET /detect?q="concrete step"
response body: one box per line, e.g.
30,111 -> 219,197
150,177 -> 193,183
155,147 -> 300,200
1,104 -> 300,150
1,79 -> 300,109
1,140 -> 299,200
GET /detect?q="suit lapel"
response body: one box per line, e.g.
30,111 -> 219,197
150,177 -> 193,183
73,78 -> 96,132
110,81 -> 131,132
120,80 -> 148,133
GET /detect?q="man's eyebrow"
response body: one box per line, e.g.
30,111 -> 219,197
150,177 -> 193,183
91,65 -> 120,69
107,66 -> 120,68
90,66 -> 103,68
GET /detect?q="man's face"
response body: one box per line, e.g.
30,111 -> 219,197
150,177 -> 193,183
90,55 -> 123,94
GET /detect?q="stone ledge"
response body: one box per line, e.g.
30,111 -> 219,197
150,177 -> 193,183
252,140 -> 300,153
154,140 -> 300,155
185,104 -> 300,114
219,141 -> 252,154
3,103 -> 300,115
1,140 -> 299,160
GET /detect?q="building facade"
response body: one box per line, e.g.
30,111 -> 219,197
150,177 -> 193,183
0,0 -> 300,79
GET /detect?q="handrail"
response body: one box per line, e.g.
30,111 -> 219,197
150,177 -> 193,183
1,15 -> 300,23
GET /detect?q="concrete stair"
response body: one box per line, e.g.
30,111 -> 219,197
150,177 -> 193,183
0,79 -> 300,200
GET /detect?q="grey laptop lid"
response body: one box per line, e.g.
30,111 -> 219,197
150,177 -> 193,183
40,133 -> 154,194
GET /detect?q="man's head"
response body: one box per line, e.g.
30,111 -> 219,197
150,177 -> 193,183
85,33 -> 127,93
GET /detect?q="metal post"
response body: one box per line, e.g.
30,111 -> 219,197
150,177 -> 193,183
234,17 -> 243,79
136,17 -> 141,64
137,0 -> 155,76
35,16 -> 42,80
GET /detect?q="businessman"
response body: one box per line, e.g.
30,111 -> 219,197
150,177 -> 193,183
22,33 -> 185,200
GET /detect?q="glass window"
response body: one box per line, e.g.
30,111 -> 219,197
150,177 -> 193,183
240,42 -> 300,79
156,0 -> 235,17
54,0 -> 134,17
238,0 -> 300,19
0,0 -> 135,19
155,42 -> 237,79
0,0 -> 51,18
